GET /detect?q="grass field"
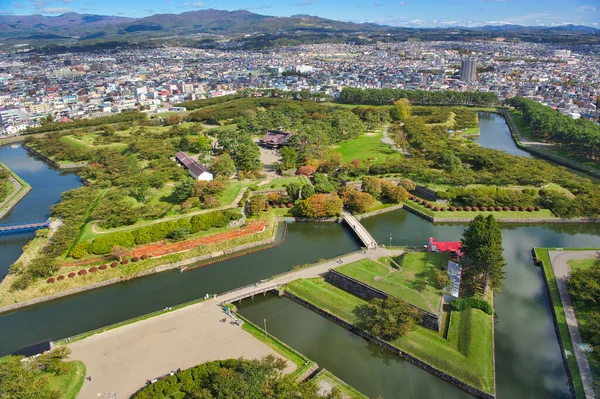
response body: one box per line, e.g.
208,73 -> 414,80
535,248 -> 586,399
509,110 -> 536,141
336,255 -> 444,313
257,176 -> 309,191
333,129 -> 400,165
48,361 -> 86,399
59,135 -> 128,150
285,278 -> 494,394
312,369 -> 368,399
0,160 -> 31,213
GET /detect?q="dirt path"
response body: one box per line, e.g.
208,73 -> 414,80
69,300 -> 296,399
0,174 -> 22,218
548,250 -> 597,399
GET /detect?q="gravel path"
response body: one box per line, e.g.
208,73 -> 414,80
548,250 -> 597,399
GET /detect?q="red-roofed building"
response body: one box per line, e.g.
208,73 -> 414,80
427,237 -> 462,258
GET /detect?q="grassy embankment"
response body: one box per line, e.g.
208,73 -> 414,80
336,254 -> 445,313
312,369 -> 369,399
0,214 -> 279,308
333,127 -> 400,165
402,198 -> 557,220
534,248 -> 586,399
0,160 -> 31,213
285,278 -> 494,395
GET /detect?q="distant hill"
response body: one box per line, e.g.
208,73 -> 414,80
0,9 -> 597,50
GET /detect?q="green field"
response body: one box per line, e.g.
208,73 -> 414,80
285,278 -> 494,394
336,255 -> 444,313
333,129 -> 399,164
509,109 -> 536,141
257,176 -> 309,191
48,361 -> 86,399
403,200 -> 557,220
535,248 -> 586,399
312,369 -> 368,399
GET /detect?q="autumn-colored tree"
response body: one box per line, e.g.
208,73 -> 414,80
381,181 -> 409,203
393,98 -> 412,121
361,176 -> 382,196
267,192 -> 281,204
341,190 -> 376,214
247,195 -> 267,216
299,194 -> 343,218
350,158 -> 361,169
111,245 -> 127,261
297,165 -> 317,177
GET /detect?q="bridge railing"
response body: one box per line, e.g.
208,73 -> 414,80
0,219 -> 49,229
219,284 -> 280,305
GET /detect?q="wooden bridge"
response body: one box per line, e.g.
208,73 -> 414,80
0,219 -> 50,235
342,211 -> 378,249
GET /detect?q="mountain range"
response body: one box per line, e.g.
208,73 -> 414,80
0,9 -> 598,50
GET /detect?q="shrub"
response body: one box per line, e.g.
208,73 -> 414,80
141,254 -> 148,260
449,206 -> 456,211
68,272 -> 76,278
427,203 -> 434,209
504,206 -> 510,211
527,206 -> 534,212
47,277 -> 55,283
89,266 -> 98,273
132,256 -> 140,262
410,195 -> 417,201
280,203 -> 286,208
110,262 -> 119,268
121,259 -> 129,265
512,206 -> 519,211
423,200 -> 429,206
417,198 -> 423,203
450,297 -> 494,315
434,206 -> 440,211
496,206 -> 503,211
99,264 -> 108,270
70,242 -> 89,259
287,203 -> 293,208
440,206 -> 446,211
481,206 -> 487,211
458,206 -> 463,211
248,185 -> 259,191
465,206 -> 471,211
88,231 -> 135,255
534,206 -> 541,211
78,269 -> 87,276
473,206 -> 479,211
520,206 -> 527,211
57,275 -> 65,281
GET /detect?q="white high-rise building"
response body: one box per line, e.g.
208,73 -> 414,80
552,49 -> 571,57
460,57 -> 477,82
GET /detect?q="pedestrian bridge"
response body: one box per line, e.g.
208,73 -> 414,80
0,219 -> 50,235
342,212 -> 378,249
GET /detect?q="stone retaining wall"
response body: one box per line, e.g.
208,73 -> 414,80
411,185 -> 438,202
0,222 -> 280,315
284,291 -> 495,399
325,269 -> 441,332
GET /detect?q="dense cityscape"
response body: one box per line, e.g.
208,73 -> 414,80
1,41 -> 599,134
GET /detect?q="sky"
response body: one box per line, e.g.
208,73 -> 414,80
0,0 -> 598,28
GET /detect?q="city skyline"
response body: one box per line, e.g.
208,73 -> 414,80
1,0 -> 598,28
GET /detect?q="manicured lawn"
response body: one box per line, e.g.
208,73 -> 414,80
312,369 -> 368,399
285,278 -> 494,394
535,248 -> 586,399
510,110 -> 536,141
568,258 -> 597,271
336,255 -> 443,313
458,126 -> 480,136
47,361 -> 86,399
258,176 -> 309,191
218,182 -> 243,205
333,130 -> 399,165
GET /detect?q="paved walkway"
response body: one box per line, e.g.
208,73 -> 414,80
342,211 -> 378,249
549,250 -> 597,399
69,300 -> 296,399
0,174 -> 22,218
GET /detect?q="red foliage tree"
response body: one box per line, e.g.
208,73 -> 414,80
78,269 -> 87,276
99,264 -> 108,270
57,275 -> 65,281
68,272 -> 76,278
450,206 -> 456,212
465,206 -> 471,211
132,256 -> 140,262
534,206 -> 541,211
458,206 -> 464,211
47,277 -> 55,284
496,206 -> 503,211
297,165 -> 316,177
121,259 -> 129,265
111,262 -> 119,268
89,266 -> 98,273
512,206 -> 519,211
141,254 -> 149,260
473,206 -> 479,211
481,206 -> 487,211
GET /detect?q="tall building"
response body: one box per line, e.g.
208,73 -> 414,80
460,57 -> 477,82
552,49 -> 571,57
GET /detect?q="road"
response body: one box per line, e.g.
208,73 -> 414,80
548,250 -> 597,399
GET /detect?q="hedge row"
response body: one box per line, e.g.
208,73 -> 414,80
47,255 -> 150,283
450,297 -> 494,315
76,210 -> 242,256
409,196 -> 542,212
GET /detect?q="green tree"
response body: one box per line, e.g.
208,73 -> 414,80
172,178 -> 195,203
355,297 -> 421,341
361,176 -> 381,196
342,190 -> 375,214
300,183 -> 315,199
285,182 -> 302,201
460,215 -> 506,294
280,146 -> 298,170
568,260 -> 600,304
209,154 -> 236,177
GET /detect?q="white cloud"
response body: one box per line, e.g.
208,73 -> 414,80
576,5 -> 596,12
60,0 -> 73,3
41,7 -> 72,13
184,1 -> 205,8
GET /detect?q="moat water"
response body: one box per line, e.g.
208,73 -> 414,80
1,114 -> 598,398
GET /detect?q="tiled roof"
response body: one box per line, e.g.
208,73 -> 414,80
175,151 -> 210,176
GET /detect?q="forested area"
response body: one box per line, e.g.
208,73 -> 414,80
509,97 -> 600,162
338,87 -> 498,106
132,356 -> 345,399
23,111 -> 148,134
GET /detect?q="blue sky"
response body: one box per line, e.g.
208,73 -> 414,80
1,0 -> 598,28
